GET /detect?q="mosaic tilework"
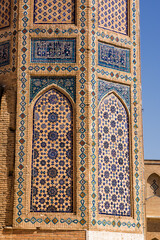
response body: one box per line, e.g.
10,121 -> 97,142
96,32 -> 132,46
14,0 -> 143,230
31,88 -> 73,213
29,28 -> 78,35
0,0 -> 17,75
0,41 -> 10,67
31,39 -> 76,63
98,93 -> 131,216
0,0 -> 10,29
30,76 -> 76,103
34,0 -> 75,24
98,79 -> 130,111
16,0 -> 87,226
28,65 -> 78,73
98,0 -> 128,35
98,42 -> 130,73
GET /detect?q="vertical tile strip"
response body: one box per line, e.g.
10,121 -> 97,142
16,0 -> 28,224
91,0 -> 97,226
79,0 -> 87,226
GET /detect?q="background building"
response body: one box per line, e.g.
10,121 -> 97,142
144,160 -> 160,240
0,0 -> 145,239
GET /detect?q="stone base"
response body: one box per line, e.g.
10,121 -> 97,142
86,231 -> 144,240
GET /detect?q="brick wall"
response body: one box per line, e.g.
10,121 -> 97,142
145,161 -> 160,239
0,230 -> 86,240
0,87 -> 16,227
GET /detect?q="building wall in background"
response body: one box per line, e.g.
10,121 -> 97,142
145,160 -> 160,240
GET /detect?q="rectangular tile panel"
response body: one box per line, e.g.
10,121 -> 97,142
0,41 -> 10,67
98,42 -> 130,73
31,38 -> 76,63
98,0 -> 128,35
0,0 -> 10,29
34,0 -> 75,24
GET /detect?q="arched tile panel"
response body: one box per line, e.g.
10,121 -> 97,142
98,93 -> 131,216
30,88 -> 73,213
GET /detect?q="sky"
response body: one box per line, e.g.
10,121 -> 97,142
140,0 -> 160,159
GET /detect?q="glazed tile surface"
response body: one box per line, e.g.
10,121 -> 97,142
30,76 -> 76,103
98,79 -> 130,111
31,38 -> 76,63
98,93 -> 131,216
0,0 -> 10,29
98,0 -> 128,35
34,0 -> 75,24
98,42 -> 130,73
0,41 -> 10,67
12,0 -> 144,231
31,88 -> 73,213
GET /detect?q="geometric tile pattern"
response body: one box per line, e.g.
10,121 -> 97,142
30,76 -> 76,103
28,65 -> 78,72
98,0 -> 128,35
30,88 -> 73,213
0,0 -> 10,29
15,0 -> 143,230
34,0 -> 75,24
29,28 -> 78,35
98,93 -> 131,216
31,38 -> 76,63
16,0 -> 87,226
98,79 -> 130,111
98,42 -> 130,73
0,41 -> 10,67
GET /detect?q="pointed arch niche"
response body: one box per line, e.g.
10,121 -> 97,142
98,84 -> 131,216
147,173 -> 160,198
30,86 -> 75,213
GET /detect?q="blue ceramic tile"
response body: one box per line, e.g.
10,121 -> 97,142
98,42 -> 130,73
31,38 -> 76,63
31,88 -> 73,213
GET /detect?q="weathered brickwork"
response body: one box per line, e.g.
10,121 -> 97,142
0,87 -> 16,227
0,230 -> 86,240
